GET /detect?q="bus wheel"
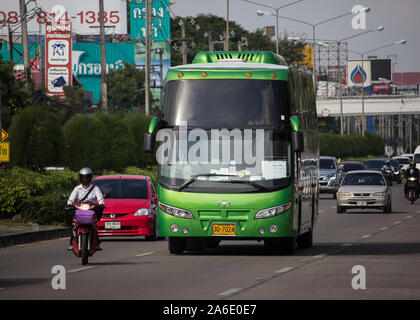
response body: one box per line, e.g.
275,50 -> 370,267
297,230 -> 313,249
168,237 -> 186,254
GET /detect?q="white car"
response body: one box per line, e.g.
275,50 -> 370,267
392,156 -> 410,171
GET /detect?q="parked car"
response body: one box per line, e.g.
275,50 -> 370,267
336,170 -> 392,214
319,156 -> 341,199
93,175 -> 159,240
339,161 -> 365,180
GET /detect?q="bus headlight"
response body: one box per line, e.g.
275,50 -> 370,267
158,202 -> 194,219
254,202 -> 292,219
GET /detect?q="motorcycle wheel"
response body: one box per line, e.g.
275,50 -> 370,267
81,233 -> 89,265
411,191 -> 415,205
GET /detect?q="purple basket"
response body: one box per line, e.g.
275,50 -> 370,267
75,210 -> 96,225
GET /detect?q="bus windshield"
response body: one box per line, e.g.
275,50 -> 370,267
162,79 -> 290,127
158,128 -> 292,193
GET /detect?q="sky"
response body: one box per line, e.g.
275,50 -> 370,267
170,0 -> 419,72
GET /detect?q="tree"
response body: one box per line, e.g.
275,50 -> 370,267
170,14 -> 307,67
0,59 -> 33,129
106,63 -> 146,112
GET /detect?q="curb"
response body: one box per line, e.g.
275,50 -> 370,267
0,228 -> 71,248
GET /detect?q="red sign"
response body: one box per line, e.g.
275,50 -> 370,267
45,20 -> 72,96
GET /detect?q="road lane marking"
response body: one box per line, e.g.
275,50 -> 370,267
393,221 -> 402,225
218,288 -> 242,296
319,210 -> 325,213
67,266 -> 95,273
361,234 -> 372,239
405,216 -> 414,219
274,267 -> 294,274
134,251 -> 155,257
314,254 -> 328,258
380,227 -> 389,231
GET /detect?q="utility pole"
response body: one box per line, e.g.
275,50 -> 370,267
145,0 -> 152,115
8,22 -> 13,64
181,20 -> 187,64
225,0 -> 229,50
99,0 -> 108,111
19,0 -> 31,87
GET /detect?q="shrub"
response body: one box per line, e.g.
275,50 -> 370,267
9,105 -> 64,170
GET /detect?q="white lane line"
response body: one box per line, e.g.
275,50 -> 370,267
341,243 -> 353,247
380,227 -> 389,231
134,251 -> 155,257
67,266 -> 95,273
361,234 -> 372,239
314,254 -> 328,258
393,221 -> 402,225
218,288 -> 242,296
274,267 -> 294,274
405,216 -> 414,219
319,210 -> 325,213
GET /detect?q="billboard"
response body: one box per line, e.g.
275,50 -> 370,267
45,21 -> 72,96
298,45 -> 313,69
134,41 -> 171,104
347,60 -> 371,87
0,0 -> 127,35
130,0 -> 170,41
72,43 -> 135,103
371,59 -> 392,82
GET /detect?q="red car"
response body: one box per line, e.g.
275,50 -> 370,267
93,175 -> 158,240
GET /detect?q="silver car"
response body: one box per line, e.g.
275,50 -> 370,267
336,170 -> 392,214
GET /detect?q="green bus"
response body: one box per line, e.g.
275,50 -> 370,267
145,51 -> 319,254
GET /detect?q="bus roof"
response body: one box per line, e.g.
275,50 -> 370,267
167,51 -> 290,83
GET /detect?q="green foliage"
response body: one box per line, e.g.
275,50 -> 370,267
0,167 -> 77,220
9,105 -> 64,170
122,113 -> 157,167
170,15 -> 306,66
320,133 -> 384,158
106,63 -> 146,112
0,59 -> 33,130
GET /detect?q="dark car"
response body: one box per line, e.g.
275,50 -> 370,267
339,161 -> 365,180
387,158 -> 402,184
363,159 -> 386,172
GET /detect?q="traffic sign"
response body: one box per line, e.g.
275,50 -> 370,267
321,108 -> 330,117
0,142 -> 10,162
1,129 -> 7,142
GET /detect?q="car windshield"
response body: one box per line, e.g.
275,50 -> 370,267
389,159 -> 399,168
414,154 -> 420,163
364,160 -> 385,169
93,179 -> 149,199
320,159 -> 336,170
342,163 -> 364,172
395,157 -> 410,164
342,173 -> 385,186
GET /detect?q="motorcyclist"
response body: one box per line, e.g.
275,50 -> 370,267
66,167 -> 105,251
403,161 -> 420,196
381,160 -> 394,184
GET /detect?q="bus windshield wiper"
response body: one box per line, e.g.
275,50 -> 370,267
176,173 -> 234,191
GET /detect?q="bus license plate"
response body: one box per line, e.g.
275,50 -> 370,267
105,222 -> 121,229
357,201 -> 367,206
212,223 -> 236,236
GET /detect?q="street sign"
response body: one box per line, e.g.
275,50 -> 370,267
0,142 -> 10,162
1,129 -> 8,142
321,108 -> 330,117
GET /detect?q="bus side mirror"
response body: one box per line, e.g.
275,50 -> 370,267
144,133 -> 155,153
292,131 -> 304,153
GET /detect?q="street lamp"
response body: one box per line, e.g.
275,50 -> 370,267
260,7 -> 370,91
337,25 -> 384,135
242,0 -> 303,55
348,39 -> 407,136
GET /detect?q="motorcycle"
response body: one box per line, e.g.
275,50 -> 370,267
406,176 -> 419,205
66,202 -> 102,265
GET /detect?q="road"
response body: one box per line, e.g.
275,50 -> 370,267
1,184 -> 420,300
